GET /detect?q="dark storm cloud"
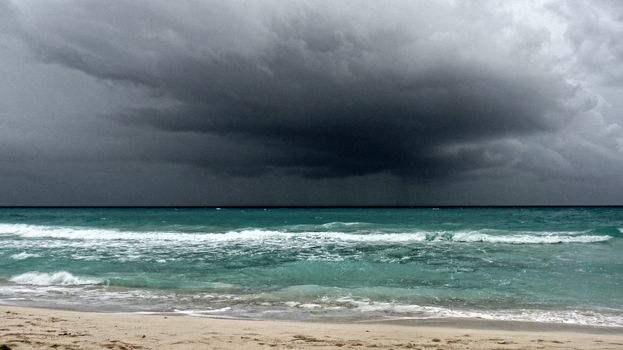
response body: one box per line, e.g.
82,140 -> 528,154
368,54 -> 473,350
6,0 -> 594,180
117,66 -> 572,180
2,0 -> 623,205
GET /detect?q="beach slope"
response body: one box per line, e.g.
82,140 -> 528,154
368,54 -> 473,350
1,306 -> 622,349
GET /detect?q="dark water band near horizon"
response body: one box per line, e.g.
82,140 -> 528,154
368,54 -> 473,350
0,207 -> 621,327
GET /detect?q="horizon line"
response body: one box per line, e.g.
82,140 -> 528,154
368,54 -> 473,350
1,205 -> 622,209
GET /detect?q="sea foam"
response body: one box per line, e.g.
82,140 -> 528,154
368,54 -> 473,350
0,223 -> 612,245
9,271 -> 102,286
167,298 -> 623,327
342,299 -> 623,327
451,232 -> 611,244
10,252 -> 41,260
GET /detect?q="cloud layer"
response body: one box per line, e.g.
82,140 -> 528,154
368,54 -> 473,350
1,0 -> 622,204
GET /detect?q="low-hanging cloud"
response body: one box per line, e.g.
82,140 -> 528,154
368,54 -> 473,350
9,0 -> 595,180
1,0 -> 622,205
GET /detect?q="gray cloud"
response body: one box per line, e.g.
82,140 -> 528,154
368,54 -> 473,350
1,0 -> 622,204
9,0 -> 594,179
551,0 -> 623,85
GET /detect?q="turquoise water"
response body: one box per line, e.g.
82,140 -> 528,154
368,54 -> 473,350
0,207 -> 621,326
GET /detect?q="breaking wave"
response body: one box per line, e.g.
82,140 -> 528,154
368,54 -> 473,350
10,252 -> 41,260
9,271 -> 103,286
172,298 -> 623,327
452,232 -> 611,244
0,223 -> 613,245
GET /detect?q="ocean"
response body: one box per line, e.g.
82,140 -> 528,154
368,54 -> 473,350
0,207 -> 621,327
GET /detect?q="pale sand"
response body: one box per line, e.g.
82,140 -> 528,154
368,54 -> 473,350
1,306 -> 622,349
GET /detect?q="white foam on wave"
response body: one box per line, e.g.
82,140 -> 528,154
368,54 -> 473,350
0,278 -> 620,327
9,271 -> 102,286
10,252 -> 41,260
0,223 -> 426,243
161,298 -> 623,327
452,232 -> 612,244
313,299 -> 623,327
0,223 -> 612,245
282,301 -> 323,309
174,307 -> 233,316
320,222 -> 367,228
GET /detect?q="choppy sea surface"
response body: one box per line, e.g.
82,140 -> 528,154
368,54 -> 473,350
0,207 -> 621,327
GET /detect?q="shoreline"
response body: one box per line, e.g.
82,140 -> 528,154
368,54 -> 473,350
2,305 -> 622,349
6,301 -> 623,334
370,317 -> 623,334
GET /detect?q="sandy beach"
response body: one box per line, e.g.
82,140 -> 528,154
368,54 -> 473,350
1,306 -> 622,350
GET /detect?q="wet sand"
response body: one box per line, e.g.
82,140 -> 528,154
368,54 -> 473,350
1,305 -> 622,349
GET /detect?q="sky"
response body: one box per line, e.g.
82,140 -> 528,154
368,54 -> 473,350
1,0 -> 622,206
